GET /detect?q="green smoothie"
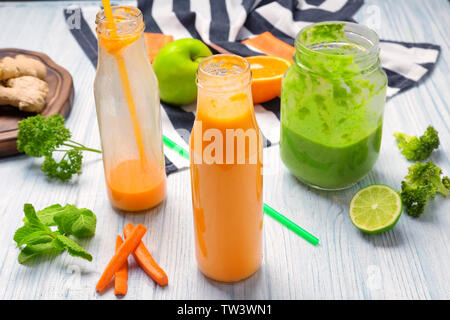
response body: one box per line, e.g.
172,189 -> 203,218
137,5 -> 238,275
281,120 -> 383,190
280,22 -> 387,189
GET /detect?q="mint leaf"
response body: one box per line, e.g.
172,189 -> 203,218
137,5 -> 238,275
53,205 -> 79,234
23,204 -> 48,230
51,231 -> 66,252
18,247 -> 41,264
15,230 -> 50,247
54,205 -> 96,238
54,234 -> 92,261
13,225 -> 46,245
17,241 -> 60,264
69,209 -> 96,238
36,204 -> 64,226
15,204 -> 52,247
18,248 -> 38,264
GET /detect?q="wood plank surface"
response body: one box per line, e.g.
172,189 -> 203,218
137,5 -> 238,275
0,0 -> 448,300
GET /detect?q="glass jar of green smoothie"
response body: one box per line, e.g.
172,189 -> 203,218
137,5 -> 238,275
280,21 -> 387,190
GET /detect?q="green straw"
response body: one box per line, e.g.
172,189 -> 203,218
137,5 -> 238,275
263,203 -> 319,245
163,135 -> 190,160
162,134 -> 319,246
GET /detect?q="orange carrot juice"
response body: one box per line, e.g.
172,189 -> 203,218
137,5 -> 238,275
106,159 -> 166,212
190,55 -> 263,282
94,6 -> 166,211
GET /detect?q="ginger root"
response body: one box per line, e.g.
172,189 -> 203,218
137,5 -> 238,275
0,76 -> 49,112
0,54 -> 47,81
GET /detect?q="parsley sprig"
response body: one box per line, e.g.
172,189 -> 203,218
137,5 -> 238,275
13,204 -> 97,264
17,114 -> 101,181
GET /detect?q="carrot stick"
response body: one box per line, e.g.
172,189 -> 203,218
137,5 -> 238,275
114,235 -> 128,296
242,31 -> 296,62
144,33 -> 174,63
124,223 -> 168,287
96,224 -> 147,292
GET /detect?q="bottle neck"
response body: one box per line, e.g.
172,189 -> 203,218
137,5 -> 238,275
294,21 -> 380,77
195,55 -> 255,129
95,6 -> 144,54
196,54 -> 252,93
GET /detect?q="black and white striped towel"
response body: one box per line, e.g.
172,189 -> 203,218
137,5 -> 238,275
64,0 -> 441,175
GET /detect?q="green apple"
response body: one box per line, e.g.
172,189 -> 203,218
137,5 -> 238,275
153,38 -> 212,106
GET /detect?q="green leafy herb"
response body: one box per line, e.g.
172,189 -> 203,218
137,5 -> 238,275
53,205 -> 97,238
17,114 -> 101,181
23,203 -> 97,238
29,204 -> 64,226
18,242 -> 62,264
14,203 -> 96,264
54,233 -> 92,261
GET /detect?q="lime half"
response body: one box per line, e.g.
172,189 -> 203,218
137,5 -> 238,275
349,185 -> 402,234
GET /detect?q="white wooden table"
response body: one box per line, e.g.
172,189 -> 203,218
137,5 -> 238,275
0,0 -> 449,300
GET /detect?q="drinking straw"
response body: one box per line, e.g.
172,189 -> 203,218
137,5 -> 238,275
161,135 -> 320,246
263,203 -> 319,246
163,135 -> 190,160
101,0 -> 116,36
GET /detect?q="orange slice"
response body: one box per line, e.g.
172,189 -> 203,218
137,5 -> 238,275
144,33 -> 174,63
246,56 -> 292,104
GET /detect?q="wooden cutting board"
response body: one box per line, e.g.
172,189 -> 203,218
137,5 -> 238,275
0,48 -> 74,157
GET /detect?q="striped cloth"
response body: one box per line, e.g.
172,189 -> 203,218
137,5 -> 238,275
64,0 -> 441,175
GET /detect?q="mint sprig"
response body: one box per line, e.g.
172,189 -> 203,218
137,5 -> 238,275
23,204 -> 96,238
14,203 -> 96,264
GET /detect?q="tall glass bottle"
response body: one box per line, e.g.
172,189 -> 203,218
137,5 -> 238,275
190,55 -> 263,282
94,6 -> 166,211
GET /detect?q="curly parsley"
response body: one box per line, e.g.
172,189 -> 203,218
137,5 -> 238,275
17,114 -> 101,181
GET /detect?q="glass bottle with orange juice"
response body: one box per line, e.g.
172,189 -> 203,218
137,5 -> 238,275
190,55 -> 264,282
94,6 -> 166,211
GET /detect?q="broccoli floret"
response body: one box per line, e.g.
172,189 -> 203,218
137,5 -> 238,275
394,126 -> 440,161
400,185 -> 432,217
400,161 -> 450,217
443,176 -> 450,190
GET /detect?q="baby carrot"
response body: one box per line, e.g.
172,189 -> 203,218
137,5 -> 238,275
124,223 -> 168,287
114,235 -> 128,296
96,224 -> 147,292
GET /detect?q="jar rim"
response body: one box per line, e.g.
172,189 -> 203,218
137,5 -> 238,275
295,21 -> 380,62
95,5 -> 144,35
198,54 -> 250,78
197,54 -> 252,90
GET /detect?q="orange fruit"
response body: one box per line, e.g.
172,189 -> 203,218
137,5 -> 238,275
144,33 -> 174,63
246,56 -> 291,104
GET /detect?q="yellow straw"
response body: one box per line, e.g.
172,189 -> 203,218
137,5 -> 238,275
101,0 -> 116,36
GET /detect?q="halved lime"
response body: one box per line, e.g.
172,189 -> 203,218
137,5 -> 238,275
349,184 -> 402,234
